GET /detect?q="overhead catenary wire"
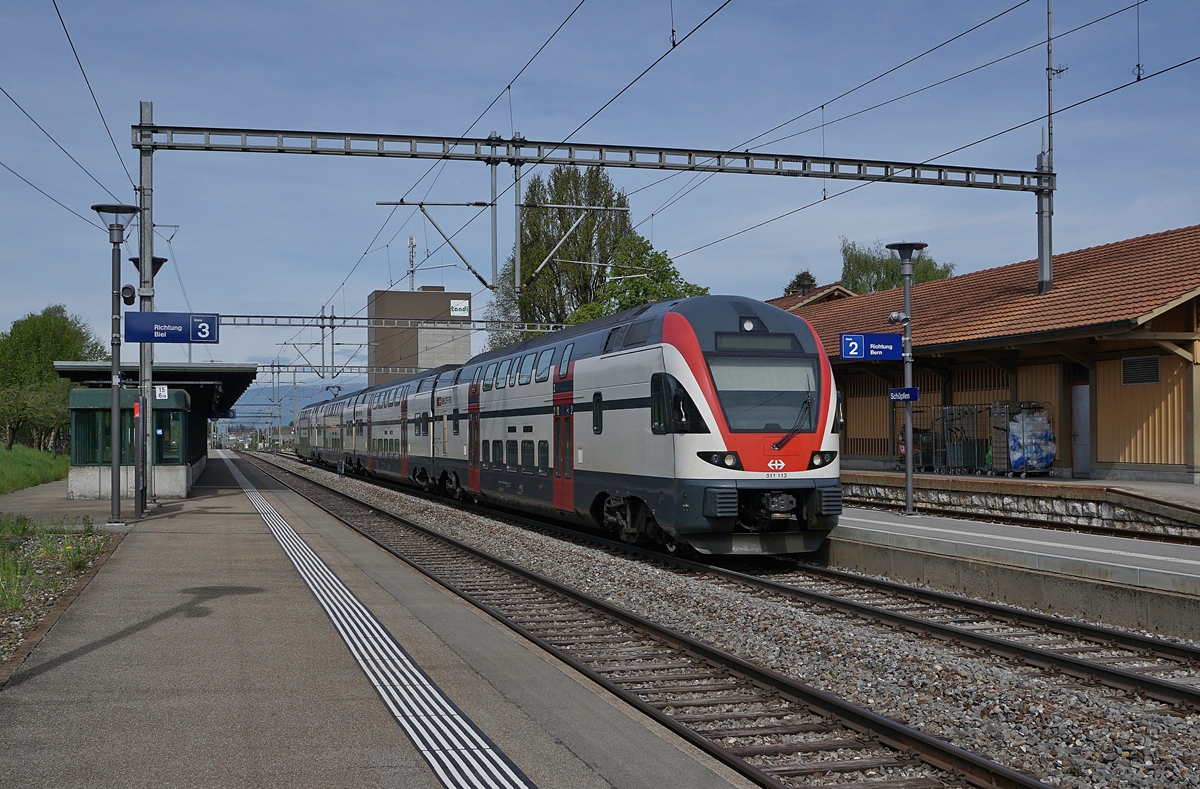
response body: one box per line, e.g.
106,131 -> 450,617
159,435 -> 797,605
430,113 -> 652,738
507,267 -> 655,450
308,0 -> 589,323
629,0 -> 1151,230
51,0 -> 136,191
0,158 -> 104,230
673,51 -> 1200,260
364,0 -> 736,300
0,83 -> 120,202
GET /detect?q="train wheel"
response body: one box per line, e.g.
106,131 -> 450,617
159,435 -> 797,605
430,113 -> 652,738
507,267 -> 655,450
603,496 -> 640,543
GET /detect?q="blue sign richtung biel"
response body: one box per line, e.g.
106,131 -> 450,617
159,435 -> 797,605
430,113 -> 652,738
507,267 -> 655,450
840,332 -> 902,361
125,312 -> 220,344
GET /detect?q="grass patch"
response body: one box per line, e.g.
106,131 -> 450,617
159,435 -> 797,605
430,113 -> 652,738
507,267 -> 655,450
0,445 -> 71,496
0,513 -> 105,614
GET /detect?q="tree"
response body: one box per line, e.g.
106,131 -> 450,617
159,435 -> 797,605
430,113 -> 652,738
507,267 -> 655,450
568,236 -> 708,324
784,269 -> 817,295
839,237 -> 954,294
0,304 -> 106,450
484,165 -> 633,347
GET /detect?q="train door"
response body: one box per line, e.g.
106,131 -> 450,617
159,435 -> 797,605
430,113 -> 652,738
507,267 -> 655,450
467,414 -> 480,492
400,389 -> 409,478
366,396 -> 374,472
553,408 -> 574,511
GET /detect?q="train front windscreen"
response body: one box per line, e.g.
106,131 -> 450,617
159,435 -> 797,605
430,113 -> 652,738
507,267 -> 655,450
706,355 -> 819,433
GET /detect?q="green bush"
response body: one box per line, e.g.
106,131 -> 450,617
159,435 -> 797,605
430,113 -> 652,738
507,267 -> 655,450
0,445 -> 70,496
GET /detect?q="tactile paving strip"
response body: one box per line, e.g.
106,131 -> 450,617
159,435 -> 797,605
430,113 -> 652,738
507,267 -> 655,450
222,455 -> 535,789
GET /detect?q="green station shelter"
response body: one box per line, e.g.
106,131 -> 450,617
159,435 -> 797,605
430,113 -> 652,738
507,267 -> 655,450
55,362 -> 257,500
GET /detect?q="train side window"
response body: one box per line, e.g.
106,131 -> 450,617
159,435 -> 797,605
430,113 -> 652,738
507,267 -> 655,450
508,358 -> 520,388
603,326 -> 627,354
495,359 -> 512,389
558,343 -> 574,378
624,320 -> 653,347
521,440 -> 534,471
537,440 -> 549,475
506,439 -> 518,470
481,440 -> 490,466
483,362 -> 498,391
416,378 -> 426,393
518,353 -> 536,385
534,349 -> 554,382
453,368 -> 463,385
593,392 -> 603,434
651,373 -> 710,434
452,408 -> 460,436
471,366 -> 483,394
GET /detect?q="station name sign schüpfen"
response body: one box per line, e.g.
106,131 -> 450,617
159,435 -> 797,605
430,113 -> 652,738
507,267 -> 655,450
125,312 -> 219,344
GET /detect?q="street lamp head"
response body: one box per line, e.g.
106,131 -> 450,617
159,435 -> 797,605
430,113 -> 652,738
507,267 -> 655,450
885,241 -> 928,263
91,204 -> 140,230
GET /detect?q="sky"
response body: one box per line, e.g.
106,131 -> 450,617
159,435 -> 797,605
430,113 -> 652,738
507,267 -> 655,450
2,0 -> 1197,421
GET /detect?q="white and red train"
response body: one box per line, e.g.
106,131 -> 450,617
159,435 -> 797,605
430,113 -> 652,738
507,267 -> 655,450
296,295 -> 843,554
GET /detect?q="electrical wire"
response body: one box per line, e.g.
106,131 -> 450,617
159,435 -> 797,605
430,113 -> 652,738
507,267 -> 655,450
276,0 -> 593,372
0,158 -> 104,230
673,51 -> 1200,259
629,0 -> 1148,229
51,0 -> 136,190
0,83 -> 120,202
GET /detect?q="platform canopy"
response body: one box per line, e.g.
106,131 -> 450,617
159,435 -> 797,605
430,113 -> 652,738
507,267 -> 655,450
54,362 -> 258,421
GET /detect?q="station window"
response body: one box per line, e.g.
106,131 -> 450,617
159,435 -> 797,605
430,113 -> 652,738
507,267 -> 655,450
558,343 -> 574,378
593,392 -> 604,434
506,439 -> 519,469
518,353 -> 536,385
534,348 -> 554,382
537,440 -> 549,475
483,362 -> 497,391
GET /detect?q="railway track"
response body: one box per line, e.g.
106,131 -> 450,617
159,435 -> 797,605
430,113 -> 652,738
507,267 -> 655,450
254,453 -> 1200,714
692,560 -> 1200,712
242,453 -> 1047,789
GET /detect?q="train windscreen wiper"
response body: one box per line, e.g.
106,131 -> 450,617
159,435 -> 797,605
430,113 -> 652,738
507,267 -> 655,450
771,393 -> 813,451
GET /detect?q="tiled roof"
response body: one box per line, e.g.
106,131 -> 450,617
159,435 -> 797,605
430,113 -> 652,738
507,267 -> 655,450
766,282 -> 856,312
787,224 -> 1200,356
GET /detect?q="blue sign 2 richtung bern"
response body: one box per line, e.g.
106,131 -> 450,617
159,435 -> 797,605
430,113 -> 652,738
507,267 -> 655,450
840,333 -> 902,361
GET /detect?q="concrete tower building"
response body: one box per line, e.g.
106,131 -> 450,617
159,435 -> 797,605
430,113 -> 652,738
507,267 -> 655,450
367,287 -> 472,386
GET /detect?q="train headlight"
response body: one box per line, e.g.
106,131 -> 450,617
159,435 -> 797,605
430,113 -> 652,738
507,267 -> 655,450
808,451 -> 838,469
698,451 -> 743,470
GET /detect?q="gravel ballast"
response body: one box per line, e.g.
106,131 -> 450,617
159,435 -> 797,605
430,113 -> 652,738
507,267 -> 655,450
262,455 -> 1200,787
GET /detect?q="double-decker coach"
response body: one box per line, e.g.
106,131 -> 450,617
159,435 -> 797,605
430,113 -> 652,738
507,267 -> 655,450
297,295 -> 843,555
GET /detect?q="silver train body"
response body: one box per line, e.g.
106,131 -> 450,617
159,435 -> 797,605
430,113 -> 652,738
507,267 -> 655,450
296,295 -> 842,554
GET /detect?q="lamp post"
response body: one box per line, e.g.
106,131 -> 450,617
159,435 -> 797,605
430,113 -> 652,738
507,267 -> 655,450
886,241 -> 927,516
93,204 -> 141,525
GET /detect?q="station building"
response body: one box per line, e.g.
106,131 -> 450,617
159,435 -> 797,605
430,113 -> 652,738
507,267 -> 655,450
55,362 -> 257,499
772,223 -> 1200,483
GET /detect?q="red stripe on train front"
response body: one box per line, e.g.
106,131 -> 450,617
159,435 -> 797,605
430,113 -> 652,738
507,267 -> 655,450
660,311 -> 831,473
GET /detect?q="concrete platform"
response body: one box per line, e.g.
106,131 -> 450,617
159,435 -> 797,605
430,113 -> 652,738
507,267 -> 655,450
841,470 -> 1200,539
1,452 -> 750,789
827,505 -> 1200,640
